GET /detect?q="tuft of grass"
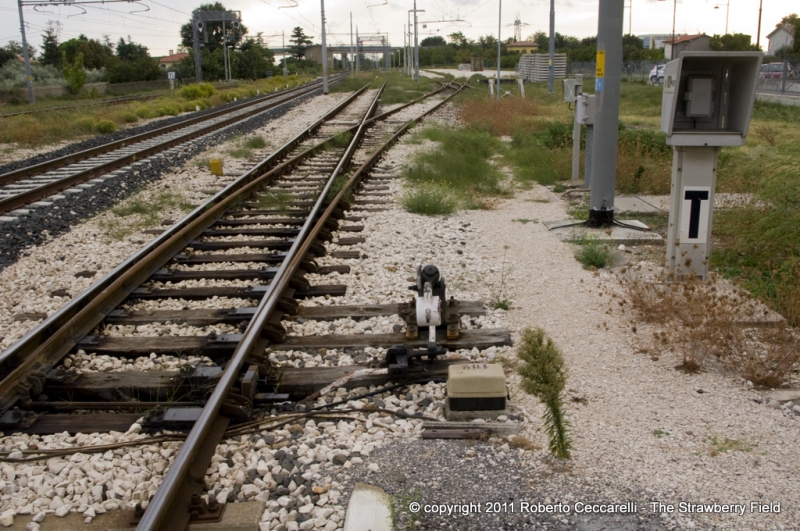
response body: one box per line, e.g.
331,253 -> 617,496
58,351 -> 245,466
255,190 -> 293,209
194,157 -> 211,169
391,488 -> 423,531
227,146 -> 253,159
653,429 -> 669,438
111,192 -> 194,226
517,327 -> 572,459
508,435 -> 541,452
401,185 -> 457,216
575,242 -> 611,270
512,218 -> 538,224
707,436 -> 753,457
332,131 -> 353,147
243,135 -> 267,149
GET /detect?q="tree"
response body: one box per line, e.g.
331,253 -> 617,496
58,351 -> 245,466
59,37 -> 111,69
447,32 -> 470,48
179,3 -> 248,53
710,33 -> 757,51
0,48 -> 16,67
4,40 -> 36,60
232,36 -> 275,79
63,51 -> 86,94
421,36 -> 446,47
779,14 -> 800,54
40,22 -> 61,67
289,27 -> 313,60
106,38 -> 161,83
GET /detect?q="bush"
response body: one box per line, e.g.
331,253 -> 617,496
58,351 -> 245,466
178,82 -> 215,100
155,103 -> 181,117
75,116 -> 95,132
517,327 -> 572,459
95,119 -> 117,134
401,186 -> 458,215
135,106 -> 154,119
244,136 -> 267,149
575,242 -> 612,269
220,91 -> 241,103
122,112 -> 138,123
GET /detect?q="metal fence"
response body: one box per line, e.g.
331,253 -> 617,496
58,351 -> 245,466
568,59 -> 800,95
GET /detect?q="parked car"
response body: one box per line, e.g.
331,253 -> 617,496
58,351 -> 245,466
760,62 -> 798,79
649,64 -> 665,84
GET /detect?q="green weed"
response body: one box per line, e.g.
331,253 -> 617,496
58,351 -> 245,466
244,136 -> 267,149
517,327 -> 572,459
575,242 -> 611,270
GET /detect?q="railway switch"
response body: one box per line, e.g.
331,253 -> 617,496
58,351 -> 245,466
389,264 -> 461,372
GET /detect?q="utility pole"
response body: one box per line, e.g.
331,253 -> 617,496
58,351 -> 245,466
356,26 -> 360,73
282,30 -> 288,76
548,0 -> 555,94
16,0 -> 34,103
222,19 -> 229,81
588,0 -> 624,227
496,0 -> 501,100
670,0 -> 677,60
193,11 -> 203,82
756,0 -> 763,50
320,0 -> 328,93
413,0 -> 420,82
350,13 -> 354,75
403,24 -> 407,75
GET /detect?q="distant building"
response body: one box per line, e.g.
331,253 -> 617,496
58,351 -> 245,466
305,45 -> 334,69
767,24 -> 795,55
158,51 -> 188,69
638,34 -> 673,50
507,41 -> 540,54
663,34 -> 711,59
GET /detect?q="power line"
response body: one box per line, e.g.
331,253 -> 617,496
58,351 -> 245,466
144,0 -> 189,16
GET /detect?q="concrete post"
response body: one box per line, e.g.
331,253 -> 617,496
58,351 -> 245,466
496,0 -> 502,100
222,19 -> 229,81
413,0 -> 420,82
588,0 -> 624,227
571,78 -> 583,181
193,11 -> 203,82
548,0 -> 555,94
356,27 -> 360,73
16,0 -> 34,104
584,125 -> 594,188
350,13 -> 354,76
320,0 -> 329,93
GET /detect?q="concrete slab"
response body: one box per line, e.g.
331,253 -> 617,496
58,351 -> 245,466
616,194 -> 753,214
761,389 -> 800,404
615,196 -> 665,214
343,483 -> 393,531
544,219 -> 663,245
6,502 -> 264,531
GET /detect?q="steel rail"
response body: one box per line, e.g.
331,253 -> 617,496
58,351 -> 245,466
0,78 -> 332,187
139,81 -> 464,531
0,78 -> 347,216
135,81 -> 388,531
0,76 -> 454,389
0,83 -> 371,403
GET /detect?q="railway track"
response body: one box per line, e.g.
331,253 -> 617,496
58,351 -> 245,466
0,79 -> 512,530
0,75 -> 345,217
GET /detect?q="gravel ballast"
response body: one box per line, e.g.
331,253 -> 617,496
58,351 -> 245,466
1,94 -> 798,531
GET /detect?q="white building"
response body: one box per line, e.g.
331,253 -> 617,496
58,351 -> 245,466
767,24 -> 795,55
638,34 -> 673,50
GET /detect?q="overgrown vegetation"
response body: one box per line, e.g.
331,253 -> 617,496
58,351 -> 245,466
517,327 -> 572,459
401,126 -> 508,214
101,192 -> 194,240
622,274 -> 800,386
489,245 -> 512,310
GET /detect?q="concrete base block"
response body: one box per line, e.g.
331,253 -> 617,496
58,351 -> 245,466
445,398 -> 508,421
544,219 -> 663,245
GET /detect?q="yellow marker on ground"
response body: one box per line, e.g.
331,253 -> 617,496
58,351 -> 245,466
210,158 -> 224,176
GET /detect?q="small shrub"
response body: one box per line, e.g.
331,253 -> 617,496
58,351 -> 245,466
63,52 -> 86,94
576,242 -> 611,269
74,116 -> 95,133
179,82 -> 215,100
221,91 -> 241,103
135,106 -> 154,119
332,131 -> 353,147
227,147 -> 253,159
754,124 -> 778,147
244,136 -> 267,149
401,186 -> 457,216
122,112 -> 138,123
94,119 -> 117,134
517,327 -> 572,459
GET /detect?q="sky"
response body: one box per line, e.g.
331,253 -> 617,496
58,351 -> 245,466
0,0 -> 792,58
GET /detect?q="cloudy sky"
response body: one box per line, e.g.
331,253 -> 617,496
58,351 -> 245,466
1,0 -> 791,57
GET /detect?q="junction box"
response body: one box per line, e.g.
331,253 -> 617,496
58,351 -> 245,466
445,363 -> 507,421
660,51 -> 762,279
